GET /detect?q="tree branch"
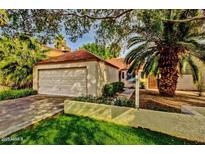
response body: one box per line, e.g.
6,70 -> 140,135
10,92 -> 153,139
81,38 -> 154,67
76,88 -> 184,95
163,16 -> 205,23
63,9 -> 133,20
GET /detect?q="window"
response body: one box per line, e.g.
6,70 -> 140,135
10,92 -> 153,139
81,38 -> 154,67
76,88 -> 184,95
122,71 -> 125,79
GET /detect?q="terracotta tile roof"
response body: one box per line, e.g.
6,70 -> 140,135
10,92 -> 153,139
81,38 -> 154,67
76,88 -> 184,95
36,49 -> 118,69
106,58 -> 129,70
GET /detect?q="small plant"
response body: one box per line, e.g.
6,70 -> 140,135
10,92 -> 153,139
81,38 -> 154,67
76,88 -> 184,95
0,89 -> 37,101
113,97 -> 135,107
139,81 -> 145,89
102,81 -> 124,97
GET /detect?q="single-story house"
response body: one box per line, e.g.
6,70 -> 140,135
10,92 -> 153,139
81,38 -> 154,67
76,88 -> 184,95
33,50 -> 119,97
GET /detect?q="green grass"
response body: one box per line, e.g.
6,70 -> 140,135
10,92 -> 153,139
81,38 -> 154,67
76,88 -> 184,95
0,114 -> 198,145
0,88 -> 37,101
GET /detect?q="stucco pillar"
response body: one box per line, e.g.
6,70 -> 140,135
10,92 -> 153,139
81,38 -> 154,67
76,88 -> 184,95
135,73 -> 140,109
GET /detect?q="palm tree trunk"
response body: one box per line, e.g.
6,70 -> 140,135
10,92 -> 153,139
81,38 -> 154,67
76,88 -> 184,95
158,47 -> 179,97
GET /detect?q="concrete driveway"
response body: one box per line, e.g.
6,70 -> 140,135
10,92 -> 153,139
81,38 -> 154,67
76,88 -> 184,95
0,95 -> 69,138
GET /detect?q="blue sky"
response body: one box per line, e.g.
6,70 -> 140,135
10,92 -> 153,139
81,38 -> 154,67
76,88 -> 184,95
65,30 -> 95,51
62,29 -> 127,57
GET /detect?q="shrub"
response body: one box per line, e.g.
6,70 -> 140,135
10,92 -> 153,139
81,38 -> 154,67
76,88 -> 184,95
102,82 -> 124,97
113,97 -> 135,107
0,89 -> 37,101
75,95 -> 96,102
75,95 -> 112,105
75,95 -> 135,108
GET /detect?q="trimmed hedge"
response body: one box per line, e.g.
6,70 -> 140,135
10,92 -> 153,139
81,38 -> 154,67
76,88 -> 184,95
113,97 -> 135,107
75,95 -> 113,105
0,89 -> 37,101
102,82 -> 124,97
75,95 -> 134,108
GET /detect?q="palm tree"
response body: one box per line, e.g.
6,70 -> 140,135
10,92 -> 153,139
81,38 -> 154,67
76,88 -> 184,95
125,10 -> 205,97
54,34 -> 68,50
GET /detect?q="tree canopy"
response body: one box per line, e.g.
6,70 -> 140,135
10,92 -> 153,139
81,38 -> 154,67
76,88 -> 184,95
80,43 -> 119,59
0,35 -> 46,88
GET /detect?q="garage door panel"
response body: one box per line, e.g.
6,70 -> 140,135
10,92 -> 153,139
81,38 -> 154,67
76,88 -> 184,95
38,68 -> 87,97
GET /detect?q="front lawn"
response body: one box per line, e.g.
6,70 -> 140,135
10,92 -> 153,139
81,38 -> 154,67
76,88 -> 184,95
0,114 -> 197,145
0,89 -> 37,101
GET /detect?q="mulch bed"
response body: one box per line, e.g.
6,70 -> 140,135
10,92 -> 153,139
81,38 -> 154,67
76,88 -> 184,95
131,89 -> 205,113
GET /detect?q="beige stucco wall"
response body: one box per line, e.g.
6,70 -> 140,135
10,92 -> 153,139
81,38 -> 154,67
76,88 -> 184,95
177,75 -> 197,90
105,64 -> 119,83
96,62 -> 119,96
33,61 -> 119,97
177,58 -> 205,91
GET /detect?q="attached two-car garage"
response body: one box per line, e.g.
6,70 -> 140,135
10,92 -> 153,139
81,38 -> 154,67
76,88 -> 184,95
33,50 -> 119,97
38,68 -> 87,97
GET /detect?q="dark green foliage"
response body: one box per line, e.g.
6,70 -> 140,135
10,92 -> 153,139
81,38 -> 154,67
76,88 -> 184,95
0,114 -> 198,145
0,89 -> 37,101
102,82 -> 124,97
75,95 -> 112,105
75,95 -> 134,108
140,81 -> 145,89
80,43 -> 118,59
113,98 -> 135,107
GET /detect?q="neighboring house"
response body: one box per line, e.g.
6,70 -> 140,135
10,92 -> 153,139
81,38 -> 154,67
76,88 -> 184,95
33,50 -> 119,97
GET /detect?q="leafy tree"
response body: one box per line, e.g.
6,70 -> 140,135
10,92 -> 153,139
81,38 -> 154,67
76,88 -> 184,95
0,9 -> 8,26
125,10 -> 205,96
80,43 -> 119,59
1,10 -> 133,45
0,35 -> 46,89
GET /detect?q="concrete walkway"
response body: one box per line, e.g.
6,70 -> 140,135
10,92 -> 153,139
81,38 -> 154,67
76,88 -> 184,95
117,88 -> 135,99
0,95 -> 68,138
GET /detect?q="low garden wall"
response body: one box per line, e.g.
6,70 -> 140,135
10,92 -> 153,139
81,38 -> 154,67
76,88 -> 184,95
64,100 -> 131,121
64,100 -> 205,143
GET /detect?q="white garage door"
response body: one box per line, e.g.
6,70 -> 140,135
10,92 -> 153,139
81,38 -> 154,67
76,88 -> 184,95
38,68 -> 87,97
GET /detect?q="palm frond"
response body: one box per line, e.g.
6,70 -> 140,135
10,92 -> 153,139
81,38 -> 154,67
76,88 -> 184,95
127,47 -> 158,74
187,56 -> 200,83
127,36 -> 146,49
125,42 -> 148,64
142,52 -> 159,77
